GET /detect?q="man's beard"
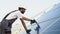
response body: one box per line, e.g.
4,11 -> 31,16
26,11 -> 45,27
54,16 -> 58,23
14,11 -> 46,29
21,11 -> 25,14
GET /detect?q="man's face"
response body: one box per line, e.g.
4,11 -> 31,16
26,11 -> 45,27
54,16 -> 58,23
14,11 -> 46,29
20,9 -> 25,14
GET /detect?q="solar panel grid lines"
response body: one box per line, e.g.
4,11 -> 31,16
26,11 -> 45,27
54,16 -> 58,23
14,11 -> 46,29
40,17 -> 60,34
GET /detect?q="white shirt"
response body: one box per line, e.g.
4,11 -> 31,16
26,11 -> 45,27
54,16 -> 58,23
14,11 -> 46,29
6,10 -> 23,20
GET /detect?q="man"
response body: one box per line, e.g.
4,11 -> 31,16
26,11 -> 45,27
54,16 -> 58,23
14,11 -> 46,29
17,7 -> 32,33
5,7 -> 35,34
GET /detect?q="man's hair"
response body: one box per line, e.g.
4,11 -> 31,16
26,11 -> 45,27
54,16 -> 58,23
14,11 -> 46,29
18,7 -> 26,10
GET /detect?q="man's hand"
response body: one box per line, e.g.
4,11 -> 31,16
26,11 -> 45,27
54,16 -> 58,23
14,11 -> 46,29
30,19 -> 37,24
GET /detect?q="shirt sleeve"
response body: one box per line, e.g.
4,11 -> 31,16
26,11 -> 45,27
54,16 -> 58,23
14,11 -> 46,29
17,11 -> 23,18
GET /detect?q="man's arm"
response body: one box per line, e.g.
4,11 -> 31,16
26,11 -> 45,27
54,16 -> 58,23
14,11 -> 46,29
20,18 -> 28,30
22,17 -> 32,21
22,17 -> 36,24
20,18 -> 31,33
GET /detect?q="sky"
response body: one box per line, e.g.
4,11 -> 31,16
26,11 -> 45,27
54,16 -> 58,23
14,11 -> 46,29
0,0 -> 60,22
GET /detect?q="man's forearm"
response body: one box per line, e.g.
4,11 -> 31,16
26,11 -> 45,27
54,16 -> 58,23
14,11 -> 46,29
20,18 -> 28,30
22,17 -> 32,21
